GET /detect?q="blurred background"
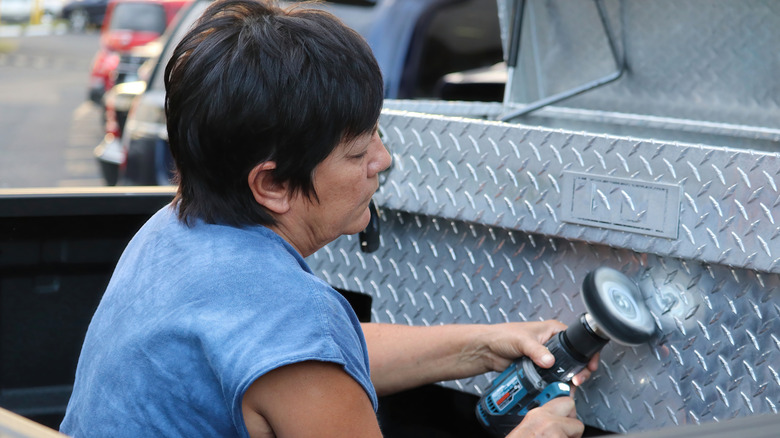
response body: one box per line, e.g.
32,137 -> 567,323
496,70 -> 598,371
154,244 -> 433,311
0,2 -> 102,188
0,0 -> 201,188
0,0 -> 506,189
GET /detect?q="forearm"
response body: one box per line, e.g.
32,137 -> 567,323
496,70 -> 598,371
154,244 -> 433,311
361,322 -> 493,396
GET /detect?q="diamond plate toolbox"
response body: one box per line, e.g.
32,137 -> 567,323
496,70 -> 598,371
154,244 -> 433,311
307,110 -> 780,433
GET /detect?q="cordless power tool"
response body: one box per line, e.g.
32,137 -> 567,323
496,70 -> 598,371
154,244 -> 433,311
476,267 -> 656,436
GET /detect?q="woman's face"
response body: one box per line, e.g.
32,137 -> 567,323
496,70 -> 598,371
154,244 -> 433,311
288,127 -> 392,253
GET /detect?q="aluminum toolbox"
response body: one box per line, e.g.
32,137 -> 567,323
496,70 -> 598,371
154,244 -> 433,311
309,0 -> 780,433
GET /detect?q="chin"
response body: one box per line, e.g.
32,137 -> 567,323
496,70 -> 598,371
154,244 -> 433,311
347,208 -> 373,235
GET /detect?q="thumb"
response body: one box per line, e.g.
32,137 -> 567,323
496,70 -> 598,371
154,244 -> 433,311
525,343 -> 556,369
521,321 -> 565,369
539,396 -> 577,418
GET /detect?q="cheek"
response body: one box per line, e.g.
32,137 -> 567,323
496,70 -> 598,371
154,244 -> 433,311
321,172 -> 362,206
315,160 -> 369,208
342,166 -> 368,190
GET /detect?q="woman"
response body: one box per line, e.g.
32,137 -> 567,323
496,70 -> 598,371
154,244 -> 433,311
60,1 -> 596,436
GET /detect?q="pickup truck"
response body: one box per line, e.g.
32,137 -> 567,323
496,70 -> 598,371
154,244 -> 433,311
2,0 -> 780,437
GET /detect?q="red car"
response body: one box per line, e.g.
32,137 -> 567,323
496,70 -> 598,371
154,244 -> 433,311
87,0 -> 191,104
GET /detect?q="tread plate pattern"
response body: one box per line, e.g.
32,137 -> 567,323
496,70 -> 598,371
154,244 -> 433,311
307,110 -> 780,432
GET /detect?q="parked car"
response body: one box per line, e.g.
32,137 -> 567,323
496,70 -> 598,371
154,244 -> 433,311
111,37 -> 162,85
94,40 -> 161,185
94,80 -> 148,185
116,0 -> 504,186
59,0 -> 108,31
0,0 -> 63,23
87,0 -> 191,104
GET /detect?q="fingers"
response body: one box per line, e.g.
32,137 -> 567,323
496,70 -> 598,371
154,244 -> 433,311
485,320 -> 599,379
571,370 -> 590,387
483,320 -> 565,372
572,352 -> 601,386
523,320 -> 566,369
535,398 -> 583,435
540,396 -> 577,417
536,320 -> 568,340
506,397 -> 584,438
525,342 -> 556,369
588,352 -> 600,372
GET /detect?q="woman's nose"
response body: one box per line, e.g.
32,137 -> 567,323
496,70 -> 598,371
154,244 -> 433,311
369,136 -> 392,175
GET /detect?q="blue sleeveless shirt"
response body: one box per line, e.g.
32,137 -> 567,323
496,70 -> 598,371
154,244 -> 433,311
60,205 -> 376,437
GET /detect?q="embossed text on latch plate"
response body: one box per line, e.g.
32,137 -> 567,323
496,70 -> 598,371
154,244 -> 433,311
560,171 -> 681,239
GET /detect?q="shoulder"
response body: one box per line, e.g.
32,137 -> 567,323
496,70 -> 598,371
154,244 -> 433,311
242,361 -> 382,438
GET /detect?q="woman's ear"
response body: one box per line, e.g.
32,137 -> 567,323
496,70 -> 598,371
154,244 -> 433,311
248,161 -> 290,215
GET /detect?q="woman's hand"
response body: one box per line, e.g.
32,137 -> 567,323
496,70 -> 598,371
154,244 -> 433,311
474,321 -> 599,387
506,397 -> 584,438
362,320 -> 599,396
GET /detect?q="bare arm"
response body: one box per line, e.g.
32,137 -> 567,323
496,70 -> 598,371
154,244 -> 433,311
242,361 -> 382,438
362,321 -> 598,396
241,323 -> 594,438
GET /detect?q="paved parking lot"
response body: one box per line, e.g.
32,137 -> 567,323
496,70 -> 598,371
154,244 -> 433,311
0,29 -> 104,188
0,22 -> 67,37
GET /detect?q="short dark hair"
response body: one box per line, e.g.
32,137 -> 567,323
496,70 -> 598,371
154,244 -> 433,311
164,0 -> 384,226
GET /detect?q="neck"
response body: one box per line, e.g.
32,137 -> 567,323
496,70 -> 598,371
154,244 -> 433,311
266,221 -> 320,258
